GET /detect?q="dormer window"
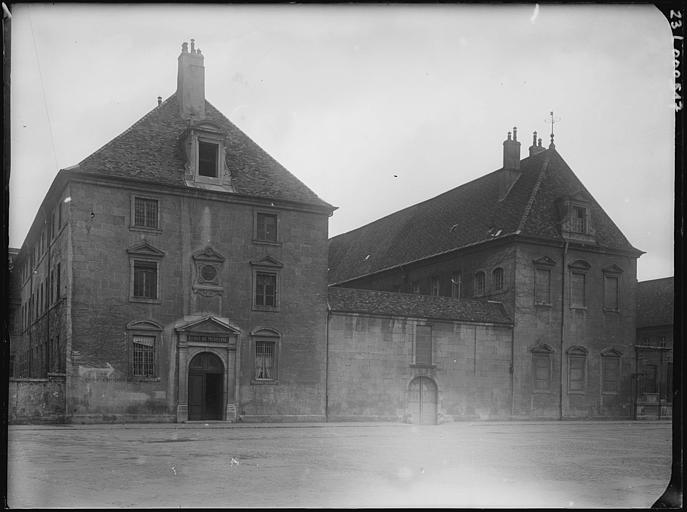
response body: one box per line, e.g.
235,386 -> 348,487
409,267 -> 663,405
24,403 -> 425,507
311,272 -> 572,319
182,123 -> 234,191
198,140 -> 219,177
572,206 -> 587,233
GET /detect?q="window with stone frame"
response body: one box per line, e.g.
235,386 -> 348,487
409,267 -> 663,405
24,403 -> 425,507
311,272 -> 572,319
492,267 -> 504,291
430,277 -> 440,296
602,265 -> 623,312
531,345 -> 553,391
451,272 -> 462,298
414,324 -> 433,366
255,340 -> 276,380
198,140 -> 219,177
133,197 -> 159,229
571,206 -> 587,233
127,321 -> 161,379
128,241 -> 164,303
601,351 -> 621,393
133,260 -> 158,300
567,346 -> 587,393
252,328 -> 280,383
255,272 -> 277,308
474,271 -> 486,296
255,212 -> 278,243
535,268 -> 551,305
568,260 -> 590,309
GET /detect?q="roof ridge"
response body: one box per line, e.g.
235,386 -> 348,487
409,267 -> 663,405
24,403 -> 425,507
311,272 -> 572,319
77,93 -> 176,168
516,150 -> 552,234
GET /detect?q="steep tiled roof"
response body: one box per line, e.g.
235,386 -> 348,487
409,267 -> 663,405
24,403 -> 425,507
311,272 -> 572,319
72,94 -> 332,210
328,148 -> 640,284
328,286 -> 512,324
637,277 -> 674,328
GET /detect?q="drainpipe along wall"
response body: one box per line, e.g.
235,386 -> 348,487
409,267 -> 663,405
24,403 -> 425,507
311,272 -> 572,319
559,240 -> 569,420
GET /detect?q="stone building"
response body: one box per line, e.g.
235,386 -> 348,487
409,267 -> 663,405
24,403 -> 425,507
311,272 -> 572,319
9,41 -> 334,423
635,277 -> 674,419
328,129 -> 644,419
9,41 -> 648,424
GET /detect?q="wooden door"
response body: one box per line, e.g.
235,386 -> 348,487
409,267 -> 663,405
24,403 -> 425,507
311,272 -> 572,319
408,377 -> 437,425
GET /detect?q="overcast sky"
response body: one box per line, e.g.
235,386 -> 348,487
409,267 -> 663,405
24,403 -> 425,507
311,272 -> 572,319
10,4 -> 674,281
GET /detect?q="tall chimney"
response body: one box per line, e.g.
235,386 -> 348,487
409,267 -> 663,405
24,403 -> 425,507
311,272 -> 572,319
529,130 -> 546,156
499,126 -> 521,200
503,126 -> 521,170
177,39 -> 206,120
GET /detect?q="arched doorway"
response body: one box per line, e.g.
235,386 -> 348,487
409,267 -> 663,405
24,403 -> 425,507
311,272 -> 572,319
408,376 -> 438,425
188,352 -> 224,420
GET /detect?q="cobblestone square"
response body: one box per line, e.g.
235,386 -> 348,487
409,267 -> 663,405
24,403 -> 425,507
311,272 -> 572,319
7,420 -> 672,508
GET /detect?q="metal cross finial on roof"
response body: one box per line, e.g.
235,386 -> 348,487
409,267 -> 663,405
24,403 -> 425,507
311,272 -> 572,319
547,111 -> 561,148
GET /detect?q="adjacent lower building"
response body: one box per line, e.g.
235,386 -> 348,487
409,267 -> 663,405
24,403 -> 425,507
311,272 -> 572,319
634,277 -> 674,419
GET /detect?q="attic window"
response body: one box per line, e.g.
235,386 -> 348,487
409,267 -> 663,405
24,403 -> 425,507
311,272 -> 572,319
572,206 -> 587,233
198,141 -> 219,177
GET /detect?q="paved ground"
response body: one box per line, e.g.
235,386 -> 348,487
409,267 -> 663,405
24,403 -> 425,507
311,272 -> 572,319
7,420 -> 672,508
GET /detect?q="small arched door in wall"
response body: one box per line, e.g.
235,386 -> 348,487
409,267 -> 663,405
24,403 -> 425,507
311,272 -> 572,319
408,376 -> 438,425
188,352 -> 224,420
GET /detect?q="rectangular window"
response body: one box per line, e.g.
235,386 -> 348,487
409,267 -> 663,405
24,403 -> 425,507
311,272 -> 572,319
132,335 -> 155,377
133,260 -> 158,299
644,364 -> 658,393
602,356 -> 620,393
570,272 -> 586,308
604,275 -> 619,311
451,272 -> 461,298
493,268 -> 504,291
198,141 -> 219,177
255,272 -> 277,307
568,356 -> 586,392
535,268 -> 551,305
411,281 -> 420,294
344,316 -> 354,339
255,341 -> 276,380
414,325 -> 432,366
134,197 -> 159,229
430,277 -> 440,296
474,272 -> 485,296
533,353 -> 551,391
572,206 -> 586,233
256,213 -> 278,242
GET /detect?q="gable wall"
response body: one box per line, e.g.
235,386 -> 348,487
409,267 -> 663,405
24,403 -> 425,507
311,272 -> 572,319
512,241 -> 638,418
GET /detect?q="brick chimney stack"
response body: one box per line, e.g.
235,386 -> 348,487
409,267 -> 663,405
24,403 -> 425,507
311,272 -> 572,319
499,127 -> 522,200
529,131 -> 546,156
177,39 -> 206,120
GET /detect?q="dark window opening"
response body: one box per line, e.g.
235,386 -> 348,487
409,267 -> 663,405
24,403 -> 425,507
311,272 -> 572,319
474,271 -> 486,296
198,141 -> 219,177
133,260 -> 158,299
134,197 -> 159,229
255,272 -> 277,307
572,206 -> 587,233
493,267 -> 504,291
257,213 -> 278,242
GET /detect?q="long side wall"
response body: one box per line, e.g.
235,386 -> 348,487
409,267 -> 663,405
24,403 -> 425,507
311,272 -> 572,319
327,312 -> 513,422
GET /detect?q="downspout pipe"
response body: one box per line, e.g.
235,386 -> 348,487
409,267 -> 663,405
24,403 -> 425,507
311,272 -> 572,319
559,240 -> 569,420
510,322 -> 515,418
325,302 -> 331,423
